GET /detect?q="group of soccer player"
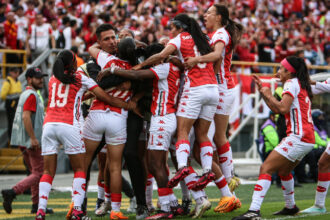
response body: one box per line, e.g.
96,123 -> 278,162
33,3 -> 330,220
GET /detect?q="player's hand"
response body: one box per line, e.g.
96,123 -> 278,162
30,138 -> 40,150
97,69 -> 110,82
184,57 -> 198,69
126,100 -> 137,111
132,64 -> 143,70
252,74 -> 262,91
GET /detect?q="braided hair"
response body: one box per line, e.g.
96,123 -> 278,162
53,50 -> 77,84
173,14 -> 212,55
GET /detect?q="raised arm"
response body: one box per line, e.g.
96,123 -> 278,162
97,68 -> 155,81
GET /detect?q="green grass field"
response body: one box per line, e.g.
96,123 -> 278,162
1,183 -> 329,219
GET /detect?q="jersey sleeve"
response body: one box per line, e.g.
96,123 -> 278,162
312,78 -> 330,94
81,74 -> 98,91
211,31 -> 229,47
150,63 -> 170,80
96,50 -> 112,69
282,80 -> 297,99
23,94 -> 37,112
168,34 -> 181,51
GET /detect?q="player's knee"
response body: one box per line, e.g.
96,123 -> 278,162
318,158 -> 328,173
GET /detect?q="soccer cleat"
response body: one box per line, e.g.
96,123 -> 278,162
127,196 -> 137,213
66,202 -> 74,220
229,176 -> 241,192
233,197 -> 242,210
167,167 -> 190,188
110,211 -> 129,219
71,209 -> 91,220
35,209 -> 45,220
300,205 -> 326,214
1,189 -> 16,214
136,205 -> 149,219
145,210 -> 174,219
214,196 -> 236,213
31,204 -> 54,214
191,171 -> 215,191
170,204 -> 185,216
95,201 -> 111,216
273,205 -> 299,215
232,210 -> 261,220
182,199 -> 192,215
95,198 -> 104,211
192,198 -> 211,219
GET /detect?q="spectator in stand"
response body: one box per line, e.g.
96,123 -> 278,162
0,3 -> 6,23
50,18 -> 65,49
0,67 -> 22,140
26,13 -> 55,69
15,6 -> 28,50
24,1 -> 37,25
257,29 -> 275,74
4,11 -> 18,72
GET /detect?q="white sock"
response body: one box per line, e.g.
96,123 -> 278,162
175,140 -> 190,169
72,172 -> 86,211
217,142 -> 233,182
168,189 -> 178,207
200,142 -> 213,173
215,176 -> 232,197
111,193 -> 122,212
249,174 -> 272,211
280,174 -> 295,209
184,166 -> 205,202
180,181 -> 190,200
146,174 -> 154,208
97,181 -> 105,200
158,188 -> 171,212
104,186 -> 111,203
315,172 -> 330,208
38,174 -> 53,211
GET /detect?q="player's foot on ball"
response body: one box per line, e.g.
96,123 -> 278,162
214,196 -> 236,213
167,167 -> 190,188
232,210 -> 261,220
191,171 -> 215,191
300,205 -> 326,214
110,210 -> 128,219
273,205 -> 299,215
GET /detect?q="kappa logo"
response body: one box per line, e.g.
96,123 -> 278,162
281,186 -> 286,190
220,92 -> 225,96
183,95 -> 189,99
203,152 -> 213,157
180,109 -> 185,113
158,135 -> 164,139
219,157 -> 227,163
157,142 -> 163,146
82,183 -> 86,191
182,102 -> 187,106
282,147 -> 288,153
158,127 -> 165,132
287,141 -> 293,147
180,149 -> 190,155
219,98 -> 224,103
159,120 -> 165,124
40,195 -> 48,200
217,106 -> 222,110
286,191 -> 294,195
146,180 -> 152,186
254,184 -> 263,191
73,191 -> 80,195
317,186 -> 326,192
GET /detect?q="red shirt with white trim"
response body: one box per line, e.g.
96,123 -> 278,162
209,27 -> 235,89
90,51 -> 132,115
282,78 -> 314,143
168,32 -> 217,88
44,73 -> 98,127
23,86 -> 36,112
149,63 -> 181,116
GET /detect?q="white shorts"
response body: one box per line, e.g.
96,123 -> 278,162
216,87 -> 235,115
148,113 -> 176,151
177,85 -> 219,121
42,123 -> 85,155
326,143 -> 330,155
83,111 -> 127,146
274,135 -> 314,162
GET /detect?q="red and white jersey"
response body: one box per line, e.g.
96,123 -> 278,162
149,63 -> 181,116
209,27 -> 235,89
282,78 -> 315,143
90,51 -> 132,115
312,78 -> 330,95
168,32 -> 217,88
44,73 -> 98,127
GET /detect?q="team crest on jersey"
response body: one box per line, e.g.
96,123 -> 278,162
182,35 -> 192,40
